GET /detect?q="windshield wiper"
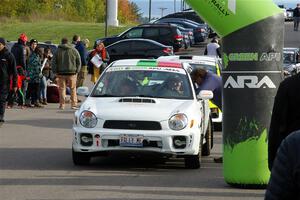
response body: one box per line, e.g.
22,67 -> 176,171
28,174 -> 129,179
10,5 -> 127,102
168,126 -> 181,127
91,94 -> 117,97
137,95 -> 156,98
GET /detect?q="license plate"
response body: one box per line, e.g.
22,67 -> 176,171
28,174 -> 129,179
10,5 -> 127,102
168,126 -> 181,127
119,134 -> 144,147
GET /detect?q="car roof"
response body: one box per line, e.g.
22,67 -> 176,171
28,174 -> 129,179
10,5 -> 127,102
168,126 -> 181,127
283,47 -> 300,52
110,59 -> 185,69
157,55 -> 218,65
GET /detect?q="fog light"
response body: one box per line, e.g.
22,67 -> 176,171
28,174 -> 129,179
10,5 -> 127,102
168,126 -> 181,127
80,133 -> 93,146
173,136 -> 186,149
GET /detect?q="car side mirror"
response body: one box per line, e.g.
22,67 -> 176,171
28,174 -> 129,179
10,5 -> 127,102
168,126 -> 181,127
77,86 -> 90,97
197,90 -> 213,100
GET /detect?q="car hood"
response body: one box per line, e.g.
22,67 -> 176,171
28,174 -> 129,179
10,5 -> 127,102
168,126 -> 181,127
79,97 -> 195,121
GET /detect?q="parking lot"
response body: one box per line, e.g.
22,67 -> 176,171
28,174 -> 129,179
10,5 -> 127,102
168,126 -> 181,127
0,22 -> 298,200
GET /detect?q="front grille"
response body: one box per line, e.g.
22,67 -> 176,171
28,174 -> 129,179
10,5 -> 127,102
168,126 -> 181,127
103,120 -> 162,130
119,98 -> 156,103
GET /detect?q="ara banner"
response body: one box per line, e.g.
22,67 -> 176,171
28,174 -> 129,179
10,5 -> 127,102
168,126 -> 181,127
185,0 -> 284,187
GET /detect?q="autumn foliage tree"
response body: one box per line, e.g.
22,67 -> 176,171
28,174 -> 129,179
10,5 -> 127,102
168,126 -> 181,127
0,0 -> 140,23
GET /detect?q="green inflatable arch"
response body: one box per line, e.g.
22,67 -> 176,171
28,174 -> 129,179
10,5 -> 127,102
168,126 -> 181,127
185,0 -> 284,187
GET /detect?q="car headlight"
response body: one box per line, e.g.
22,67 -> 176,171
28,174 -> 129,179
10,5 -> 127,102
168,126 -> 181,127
168,114 -> 188,130
79,111 -> 97,128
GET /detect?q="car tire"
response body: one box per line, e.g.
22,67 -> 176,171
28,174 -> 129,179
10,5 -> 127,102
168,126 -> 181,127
184,135 -> 202,169
72,149 -> 91,165
202,118 -> 213,156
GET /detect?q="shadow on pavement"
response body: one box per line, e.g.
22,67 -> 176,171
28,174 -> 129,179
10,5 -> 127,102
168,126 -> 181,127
6,118 -> 73,129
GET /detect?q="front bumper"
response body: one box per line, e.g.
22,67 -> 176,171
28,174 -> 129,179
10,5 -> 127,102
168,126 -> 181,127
72,127 -> 201,156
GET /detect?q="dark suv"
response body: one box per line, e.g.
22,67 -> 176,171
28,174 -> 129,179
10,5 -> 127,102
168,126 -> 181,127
95,24 -> 183,51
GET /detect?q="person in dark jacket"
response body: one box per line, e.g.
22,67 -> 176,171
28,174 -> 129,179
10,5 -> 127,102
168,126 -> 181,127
265,130 -> 300,200
268,73 -> 300,170
52,38 -> 81,110
0,38 -> 17,122
191,68 -> 222,110
72,35 -> 88,88
293,3 -> 300,31
26,39 -> 43,108
11,33 -> 28,101
191,68 -> 223,163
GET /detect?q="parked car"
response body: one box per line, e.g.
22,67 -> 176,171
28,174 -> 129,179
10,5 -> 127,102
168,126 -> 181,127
286,8 -> 294,21
283,47 -> 300,77
73,59 -> 214,169
154,18 -> 208,43
157,55 -> 223,127
95,24 -> 183,51
106,39 -> 174,64
161,9 -> 204,24
156,22 -> 195,48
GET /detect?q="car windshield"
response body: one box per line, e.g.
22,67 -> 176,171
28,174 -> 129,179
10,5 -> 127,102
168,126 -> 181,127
190,63 -> 217,74
283,52 -> 296,64
91,66 -> 193,99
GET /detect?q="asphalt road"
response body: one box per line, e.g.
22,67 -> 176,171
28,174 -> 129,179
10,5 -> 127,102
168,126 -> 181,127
0,22 -> 298,200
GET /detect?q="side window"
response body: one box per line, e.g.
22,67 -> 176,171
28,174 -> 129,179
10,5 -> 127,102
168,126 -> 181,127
160,28 -> 172,37
124,28 -> 143,38
110,41 -> 132,52
143,28 -> 159,38
132,41 -> 155,50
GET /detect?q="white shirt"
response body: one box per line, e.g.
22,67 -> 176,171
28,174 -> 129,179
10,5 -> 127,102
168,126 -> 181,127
206,42 -> 220,57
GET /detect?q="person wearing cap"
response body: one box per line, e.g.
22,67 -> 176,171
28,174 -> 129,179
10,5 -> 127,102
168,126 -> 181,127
88,40 -> 110,84
11,33 -> 29,104
72,35 -> 88,88
204,38 -> 222,58
25,39 -> 43,108
52,38 -> 81,110
0,38 -> 17,123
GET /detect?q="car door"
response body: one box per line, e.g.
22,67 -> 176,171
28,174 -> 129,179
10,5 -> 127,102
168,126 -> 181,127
142,27 -> 160,42
130,40 -> 160,59
107,41 -> 134,62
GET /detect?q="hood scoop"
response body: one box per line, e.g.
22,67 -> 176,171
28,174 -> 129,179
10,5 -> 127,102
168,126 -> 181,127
119,98 -> 156,103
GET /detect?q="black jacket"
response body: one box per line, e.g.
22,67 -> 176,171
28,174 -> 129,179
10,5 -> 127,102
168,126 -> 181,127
0,47 -> 17,88
265,130 -> 300,200
268,74 -> 300,170
11,41 -> 27,70
294,7 -> 300,17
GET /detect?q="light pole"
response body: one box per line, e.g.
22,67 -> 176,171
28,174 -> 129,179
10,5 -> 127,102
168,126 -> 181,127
149,0 -> 152,22
174,0 -> 176,13
159,7 -> 167,17
105,0 -> 108,37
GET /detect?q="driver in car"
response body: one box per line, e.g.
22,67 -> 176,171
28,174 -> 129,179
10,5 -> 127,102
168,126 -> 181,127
118,78 -> 137,96
161,77 -> 183,96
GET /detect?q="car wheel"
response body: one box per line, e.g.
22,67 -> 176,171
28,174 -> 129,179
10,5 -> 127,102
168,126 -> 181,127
72,149 -> 91,165
202,117 -> 213,156
184,135 -> 202,169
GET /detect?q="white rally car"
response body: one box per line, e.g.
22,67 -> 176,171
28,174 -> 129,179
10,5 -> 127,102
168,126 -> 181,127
73,59 -> 213,169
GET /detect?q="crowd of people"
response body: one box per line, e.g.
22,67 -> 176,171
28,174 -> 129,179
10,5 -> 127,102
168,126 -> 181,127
0,33 -> 109,122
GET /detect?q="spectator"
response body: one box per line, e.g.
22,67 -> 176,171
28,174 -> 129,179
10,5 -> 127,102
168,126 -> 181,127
191,68 -> 222,110
39,47 -> 53,105
88,40 -> 110,84
268,73 -> 300,170
52,38 -> 81,110
293,3 -> 300,31
190,68 -> 223,163
0,38 -> 17,122
72,35 -> 88,88
265,130 -> 300,200
204,38 -> 222,58
11,33 -> 28,98
26,39 -> 43,108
